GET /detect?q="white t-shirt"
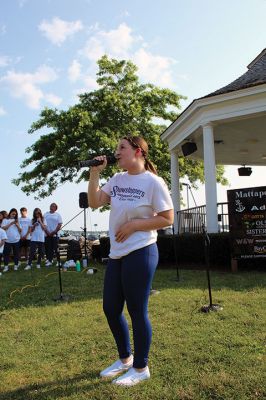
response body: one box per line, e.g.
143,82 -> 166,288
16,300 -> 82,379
102,171 -> 173,258
0,227 -> 7,253
1,218 -> 21,243
30,218 -> 47,242
43,212 -> 63,236
18,216 -> 32,239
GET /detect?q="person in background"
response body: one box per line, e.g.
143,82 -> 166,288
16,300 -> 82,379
24,208 -> 47,270
0,211 -> 8,227
0,211 -> 8,269
44,203 -> 63,266
88,135 -> 174,386
2,208 -> 22,272
0,210 -> 8,267
18,207 -> 31,265
0,226 -> 7,269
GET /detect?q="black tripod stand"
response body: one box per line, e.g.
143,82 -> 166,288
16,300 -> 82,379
54,245 -> 71,302
53,209 -> 84,302
78,192 -> 97,272
200,222 -> 223,312
172,224 -> 180,282
81,207 -> 89,268
183,183 -> 223,313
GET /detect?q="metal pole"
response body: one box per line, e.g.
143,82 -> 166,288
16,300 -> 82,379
186,184 -> 222,312
54,249 -> 71,302
84,208 -> 88,264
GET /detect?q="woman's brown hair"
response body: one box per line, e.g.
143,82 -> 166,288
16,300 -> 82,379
8,208 -> 18,220
123,136 -> 157,175
32,208 -> 44,224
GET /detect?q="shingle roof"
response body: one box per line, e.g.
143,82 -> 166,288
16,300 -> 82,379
204,48 -> 266,98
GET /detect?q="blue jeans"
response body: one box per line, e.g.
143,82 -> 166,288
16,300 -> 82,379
103,243 -> 158,369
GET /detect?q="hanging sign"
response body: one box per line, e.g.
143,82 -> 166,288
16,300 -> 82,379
227,186 -> 266,259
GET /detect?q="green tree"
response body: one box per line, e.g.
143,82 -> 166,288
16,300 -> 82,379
13,55 -> 227,199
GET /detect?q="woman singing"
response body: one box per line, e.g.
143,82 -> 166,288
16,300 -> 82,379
88,136 -> 173,386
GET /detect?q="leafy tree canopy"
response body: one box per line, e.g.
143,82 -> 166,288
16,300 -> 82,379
13,55 -> 228,200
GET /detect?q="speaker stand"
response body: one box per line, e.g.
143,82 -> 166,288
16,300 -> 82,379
53,249 -> 71,302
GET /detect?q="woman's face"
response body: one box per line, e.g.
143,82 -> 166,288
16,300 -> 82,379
115,139 -> 139,169
50,203 -> 57,213
10,211 -> 16,219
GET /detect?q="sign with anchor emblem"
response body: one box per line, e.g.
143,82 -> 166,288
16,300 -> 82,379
227,186 -> 266,259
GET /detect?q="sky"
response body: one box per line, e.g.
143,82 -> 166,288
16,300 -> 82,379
1,0 -> 266,231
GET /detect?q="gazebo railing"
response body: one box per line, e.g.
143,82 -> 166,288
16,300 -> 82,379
176,202 -> 229,234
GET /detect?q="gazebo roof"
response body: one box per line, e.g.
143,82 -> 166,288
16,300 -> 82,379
204,48 -> 266,98
161,48 -> 266,166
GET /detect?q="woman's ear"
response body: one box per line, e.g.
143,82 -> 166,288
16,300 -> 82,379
135,147 -> 142,157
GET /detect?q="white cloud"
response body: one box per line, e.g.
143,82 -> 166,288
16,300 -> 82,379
68,60 -> 81,82
39,17 -> 83,46
73,76 -> 99,100
0,65 -> 59,109
120,10 -> 130,18
83,75 -> 98,90
0,24 -> 6,35
18,0 -> 28,7
87,22 -> 100,32
0,106 -> 6,116
133,48 -> 177,87
31,65 -> 58,83
80,23 -> 141,60
0,55 -> 23,68
0,55 -> 11,67
101,23 -> 137,56
44,93 -> 62,106
78,23 -> 177,88
81,36 -> 105,61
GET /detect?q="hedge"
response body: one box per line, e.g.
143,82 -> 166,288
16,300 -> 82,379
97,233 -> 232,270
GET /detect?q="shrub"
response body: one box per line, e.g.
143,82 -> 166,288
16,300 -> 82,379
99,233 -> 232,269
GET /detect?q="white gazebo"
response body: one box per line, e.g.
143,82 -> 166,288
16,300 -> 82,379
161,48 -> 266,233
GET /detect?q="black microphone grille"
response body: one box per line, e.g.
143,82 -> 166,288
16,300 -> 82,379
106,155 -> 117,164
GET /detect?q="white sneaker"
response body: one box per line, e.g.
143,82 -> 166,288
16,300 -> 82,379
112,367 -> 150,386
24,265 -> 31,270
36,264 -> 41,269
100,357 -> 133,378
45,261 -> 52,267
14,265 -> 19,271
3,266 -> 9,273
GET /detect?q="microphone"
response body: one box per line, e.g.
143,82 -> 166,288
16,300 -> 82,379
181,183 -> 190,187
79,155 -> 117,168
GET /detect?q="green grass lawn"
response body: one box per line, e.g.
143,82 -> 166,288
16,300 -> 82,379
0,262 -> 265,400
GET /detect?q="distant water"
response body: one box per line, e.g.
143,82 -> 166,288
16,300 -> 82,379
60,229 -> 108,238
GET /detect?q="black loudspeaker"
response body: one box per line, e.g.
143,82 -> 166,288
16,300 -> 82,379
238,167 -> 252,176
79,192 -> 89,208
181,142 -> 197,156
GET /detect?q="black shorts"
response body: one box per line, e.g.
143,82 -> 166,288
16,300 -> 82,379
19,239 -> 31,249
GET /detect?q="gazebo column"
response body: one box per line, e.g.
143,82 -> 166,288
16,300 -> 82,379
170,150 -> 181,233
202,123 -> 218,233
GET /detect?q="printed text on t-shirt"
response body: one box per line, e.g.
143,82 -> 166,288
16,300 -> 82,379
110,185 -> 145,201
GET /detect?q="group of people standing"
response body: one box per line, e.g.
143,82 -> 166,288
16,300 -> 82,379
0,135 -> 173,387
0,203 -> 63,272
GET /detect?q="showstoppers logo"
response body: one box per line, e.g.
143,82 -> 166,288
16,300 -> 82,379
110,185 -> 145,201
